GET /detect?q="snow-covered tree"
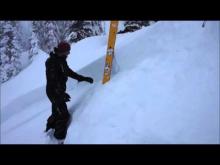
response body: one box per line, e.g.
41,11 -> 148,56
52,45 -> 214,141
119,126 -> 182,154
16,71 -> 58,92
0,21 -> 22,83
32,21 -> 58,53
118,21 -> 154,33
55,21 -> 73,41
33,21 -> 103,53
16,21 -> 32,52
67,21 -> 103,43
33,21 -> 74,53
28,31 -> 39,61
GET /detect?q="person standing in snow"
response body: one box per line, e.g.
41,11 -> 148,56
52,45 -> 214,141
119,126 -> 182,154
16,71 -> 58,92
45,41 -> 93,140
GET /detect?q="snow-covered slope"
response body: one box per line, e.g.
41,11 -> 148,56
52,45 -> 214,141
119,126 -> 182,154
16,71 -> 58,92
1,21 -> 219,144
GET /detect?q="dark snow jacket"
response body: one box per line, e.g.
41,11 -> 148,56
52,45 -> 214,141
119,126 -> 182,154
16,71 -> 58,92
45,52 -> 87,104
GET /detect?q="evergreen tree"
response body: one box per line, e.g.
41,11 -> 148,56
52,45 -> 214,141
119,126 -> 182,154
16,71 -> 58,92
29,31 -> 39,61
118,21 -> 152,33
68,21 -> 103,43
0,21 -> 22,83
33,21 -> 58,53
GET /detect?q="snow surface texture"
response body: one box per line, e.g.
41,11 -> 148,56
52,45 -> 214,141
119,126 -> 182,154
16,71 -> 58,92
1,21 -> 219,144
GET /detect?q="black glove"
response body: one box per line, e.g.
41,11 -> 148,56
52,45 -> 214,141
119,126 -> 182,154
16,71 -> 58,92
53,93 -> 71,105
63,93 -> 71,102
84,77 -> 93,84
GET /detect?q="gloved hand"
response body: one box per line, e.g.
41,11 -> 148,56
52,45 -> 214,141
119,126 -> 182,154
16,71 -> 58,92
84,77 -> 93,84
63,93 -> 71,102
53,93 -> 71,105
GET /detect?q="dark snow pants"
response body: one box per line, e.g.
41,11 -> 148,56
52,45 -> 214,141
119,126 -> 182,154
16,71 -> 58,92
46,101 -> 70,140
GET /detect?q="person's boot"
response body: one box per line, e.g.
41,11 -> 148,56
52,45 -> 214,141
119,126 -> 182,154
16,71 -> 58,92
54,119 -> 68,139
